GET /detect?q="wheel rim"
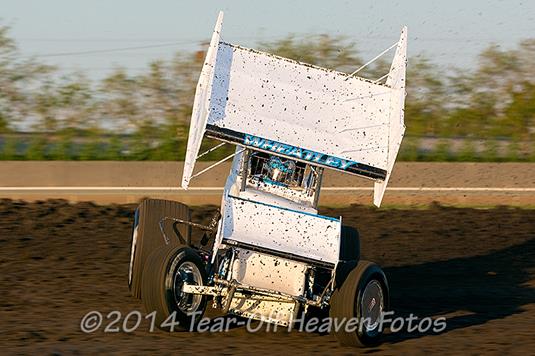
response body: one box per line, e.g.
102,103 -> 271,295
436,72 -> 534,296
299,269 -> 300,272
360,279 -> 384,336
173,261 -> 203,314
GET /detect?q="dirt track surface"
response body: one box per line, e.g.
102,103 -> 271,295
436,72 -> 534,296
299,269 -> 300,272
1,199 -> 534,355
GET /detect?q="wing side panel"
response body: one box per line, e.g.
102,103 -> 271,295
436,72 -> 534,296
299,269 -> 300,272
181,11 -> 224,189
373,26 -> 408,206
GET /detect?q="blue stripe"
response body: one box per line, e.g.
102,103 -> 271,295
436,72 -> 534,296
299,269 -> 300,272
228,194 -> 340,222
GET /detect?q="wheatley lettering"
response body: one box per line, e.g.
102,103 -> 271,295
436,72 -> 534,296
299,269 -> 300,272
244,134 -> 356,170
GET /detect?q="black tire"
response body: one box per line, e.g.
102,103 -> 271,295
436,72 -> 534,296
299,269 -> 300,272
339,226 -> 360,261
128,199 -> 191,299
141,244 -> 208,332
330,260 -> 389,347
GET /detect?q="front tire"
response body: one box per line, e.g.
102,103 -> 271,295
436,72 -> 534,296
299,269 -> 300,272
330,260 -> 389,347
141,244 -> 208,331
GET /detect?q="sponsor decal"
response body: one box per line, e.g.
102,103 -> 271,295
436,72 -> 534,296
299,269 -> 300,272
244,134 -> 356,170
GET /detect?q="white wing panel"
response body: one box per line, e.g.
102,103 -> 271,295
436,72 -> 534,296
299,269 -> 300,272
207,42 -> 392,170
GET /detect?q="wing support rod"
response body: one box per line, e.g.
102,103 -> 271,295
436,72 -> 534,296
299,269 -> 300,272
190,148 -> 246,181
346,41 -> 398,80
196,142 -> 226,160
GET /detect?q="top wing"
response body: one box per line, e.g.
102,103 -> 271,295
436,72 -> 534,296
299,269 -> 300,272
182,11 -> 407,207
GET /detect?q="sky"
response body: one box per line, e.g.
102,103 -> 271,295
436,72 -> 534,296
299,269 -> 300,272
2,0 -> 534,79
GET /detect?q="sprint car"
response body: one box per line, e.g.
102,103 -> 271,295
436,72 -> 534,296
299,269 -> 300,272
128,11 -> 408,347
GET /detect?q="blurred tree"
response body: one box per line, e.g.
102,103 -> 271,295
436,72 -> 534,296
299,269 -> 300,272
529,140 -> 535,162
452,41 -> 535,140
431,139 -> 451,161
505,139 -> 521,162
78,138 -> 102,160
25,135 -> 47,160
481,140 -> 499,162
398,138 -> 421,161
49,131 -> 74,160
99,68 -> 141,132
104,135 -> 124,160
1,24 -> 535,162
458,140 -> 478,161
32,78 -> 61,131
503,82 -> 535,141
404,57 -> 447,137
0,136 -> 19,159
128,130 -> 154,160
56,73 -> 97,130
0,25 -> 54,132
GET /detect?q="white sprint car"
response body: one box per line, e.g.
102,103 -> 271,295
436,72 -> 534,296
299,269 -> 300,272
128,11 -> 407,347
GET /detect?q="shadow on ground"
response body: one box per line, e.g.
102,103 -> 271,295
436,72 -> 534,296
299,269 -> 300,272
384,236 -> 535,342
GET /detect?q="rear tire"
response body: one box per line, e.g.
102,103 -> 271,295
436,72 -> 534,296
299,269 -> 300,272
330,260 -> 389,347
339,225 -> 360,261
128,199 -> 191,299
141,244 -> 208,331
